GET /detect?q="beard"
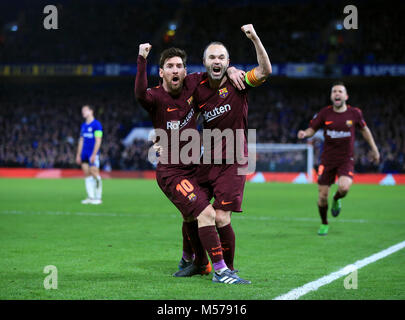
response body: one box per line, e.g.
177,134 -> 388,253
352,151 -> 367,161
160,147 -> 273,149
163,74 -> 184,95
207,64 -> 227,81
168,81 -> 182,93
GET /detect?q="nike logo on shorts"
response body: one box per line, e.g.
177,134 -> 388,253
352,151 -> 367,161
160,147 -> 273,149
221,200 -> 232,205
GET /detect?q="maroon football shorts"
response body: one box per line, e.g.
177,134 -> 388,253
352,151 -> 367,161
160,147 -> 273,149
196,163 -> 247,212
156,165 -> 212,219
317,160 -> 354,186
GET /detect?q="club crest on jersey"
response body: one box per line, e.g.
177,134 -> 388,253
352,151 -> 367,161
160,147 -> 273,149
188,193 -> 197,202
346,120 -> 353,127
218,87 -> 228,98
88,127 -> 92,132
187,96 -> 193,105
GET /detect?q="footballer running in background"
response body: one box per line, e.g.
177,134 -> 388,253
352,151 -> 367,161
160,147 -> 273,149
75,105 -> 103,205
135,44 -> 250,284
298,82 -> 380,236
189,24 -> 272,284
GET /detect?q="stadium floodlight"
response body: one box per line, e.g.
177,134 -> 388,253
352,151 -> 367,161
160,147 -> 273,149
249,143 -> 314,183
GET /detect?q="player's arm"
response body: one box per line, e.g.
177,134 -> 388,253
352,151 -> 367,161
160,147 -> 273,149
135,43 -> 154,107
360,126 -> 380,164
298,110 -> 324,139
76,137 -> 84,165
90,134 -> 102,164
241,24 -> 272,87
297,128 -> 316,139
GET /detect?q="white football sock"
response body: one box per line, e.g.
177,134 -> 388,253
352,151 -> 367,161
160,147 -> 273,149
85,176 -> 95,199
94,176 -> 102,200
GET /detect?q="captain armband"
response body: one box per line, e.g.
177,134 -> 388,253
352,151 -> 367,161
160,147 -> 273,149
245,68 -> 266,87
94,130 -> 103,138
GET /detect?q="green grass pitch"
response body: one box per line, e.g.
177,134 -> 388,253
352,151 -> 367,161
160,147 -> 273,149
0,178 -> 404,300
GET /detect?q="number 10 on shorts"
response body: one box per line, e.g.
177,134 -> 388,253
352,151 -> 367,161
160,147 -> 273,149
176,179 -> 197,202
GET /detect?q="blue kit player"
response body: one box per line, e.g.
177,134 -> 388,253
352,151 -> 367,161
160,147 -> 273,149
75,105 -> 103,205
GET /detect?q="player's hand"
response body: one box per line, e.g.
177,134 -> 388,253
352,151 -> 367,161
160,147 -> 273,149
139,43 -> 152,59
90,154 -> 96,164
76,155 -> 81,165
241,24 -> 258,41
227,66 -> 246,90
297,130 -> 307,139
370,149 -> 380,165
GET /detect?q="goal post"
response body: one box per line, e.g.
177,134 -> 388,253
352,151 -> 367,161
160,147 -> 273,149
249,143 -> 314,183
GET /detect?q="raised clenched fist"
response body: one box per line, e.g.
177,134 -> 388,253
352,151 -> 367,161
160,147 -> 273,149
241,24 -> 258,40
139,43 -> 152,59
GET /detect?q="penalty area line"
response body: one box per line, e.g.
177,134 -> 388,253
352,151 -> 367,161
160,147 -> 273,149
273,240 -> 405,300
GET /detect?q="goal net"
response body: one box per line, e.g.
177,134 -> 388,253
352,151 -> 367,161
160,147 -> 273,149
250,143 -> 314,183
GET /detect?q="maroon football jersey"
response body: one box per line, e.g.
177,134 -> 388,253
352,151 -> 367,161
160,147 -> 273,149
194,77 -> 250,163
309,105 -> 367,165
135,55 -> 204,171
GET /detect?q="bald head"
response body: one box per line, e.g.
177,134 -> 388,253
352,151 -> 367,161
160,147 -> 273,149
203,42 -> 229,61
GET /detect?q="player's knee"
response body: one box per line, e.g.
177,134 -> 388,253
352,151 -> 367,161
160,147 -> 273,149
319,191 -> 328,201
215,210 -> 231,227
90,168 -> 99,177
318,194 -> 328,205
215,214 -> 226,226
82,166 -> 90,176
197,206 -> 216,226
339,185 -> 350,195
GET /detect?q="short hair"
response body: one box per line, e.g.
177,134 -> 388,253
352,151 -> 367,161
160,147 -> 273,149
332,81 -> 347,89
203,41 -> 230,60
159,47 -> 187,68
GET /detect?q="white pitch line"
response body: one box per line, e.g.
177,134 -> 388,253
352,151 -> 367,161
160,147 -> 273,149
274,240 -> 405,300
1,209 -> 405,225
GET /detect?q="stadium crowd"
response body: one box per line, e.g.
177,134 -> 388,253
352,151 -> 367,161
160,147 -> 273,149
1,0 -> 404,173
0,0 -> 404,65
0,80 -> 154,171
1,78 -> 404,173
